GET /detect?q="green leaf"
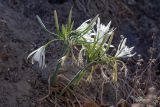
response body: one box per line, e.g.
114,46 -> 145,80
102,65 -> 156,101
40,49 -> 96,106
36,15 -> 46,29
49,45 -> 70,86
73,70 -> 86,85
59,62 -> 96,96
59,69 -> 85,96
61,24 -> 66,38
105,32 -> 114,52
54,10 -> 60,33
91,33 -> 110,59
36,15 -> 57,36
70,21 -> 74,31
49,62 -> 62,85
67,8 -> 73,30
85,14 -> 99,32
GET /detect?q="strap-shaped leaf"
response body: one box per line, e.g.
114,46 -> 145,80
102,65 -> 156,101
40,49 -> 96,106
67,8 -> 73,30
59,61 -> 96,96
54,10 -> 60,33
36,15 -> 57,36
49,62 -> 62,85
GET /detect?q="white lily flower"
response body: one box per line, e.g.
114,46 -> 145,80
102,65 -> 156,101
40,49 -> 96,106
96,18 -> 112,43
76,19 -> 96,43
115,38 -> 136,58
92,17 -> 115,49
77,17 -> 114,49
27,45 -> 46,69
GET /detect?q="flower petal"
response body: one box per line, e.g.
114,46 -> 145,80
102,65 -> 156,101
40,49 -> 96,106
27,45 -> 46,69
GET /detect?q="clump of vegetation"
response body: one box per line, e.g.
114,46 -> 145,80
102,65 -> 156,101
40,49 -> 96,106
27,9 -> 136,95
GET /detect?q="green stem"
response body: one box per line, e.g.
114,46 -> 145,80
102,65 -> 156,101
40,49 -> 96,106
49,45 -> 70,86
36,15 -> 58,36
45,39 -> 62,47
49,62 -> 62,85
59,61 -> 97,96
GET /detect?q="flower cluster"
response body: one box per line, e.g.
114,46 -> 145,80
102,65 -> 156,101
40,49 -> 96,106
27,16 -> 135,68
77,18 -> 114,46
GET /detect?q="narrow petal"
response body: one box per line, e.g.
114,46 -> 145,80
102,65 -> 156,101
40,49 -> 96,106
97,17 -> 100,35
27,49 -> 38,59
121,38 -> 127,50
27,45 -> 46,69
104,21 -> 111,33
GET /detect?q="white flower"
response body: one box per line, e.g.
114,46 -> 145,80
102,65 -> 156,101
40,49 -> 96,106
92,17 -> 115,49
76,19 -> 96,43
27,45 -> 46,69
77,17 -> 114,48
82,30 -> 94,43
115,38 -> 136,58
94,18 -> 115,44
